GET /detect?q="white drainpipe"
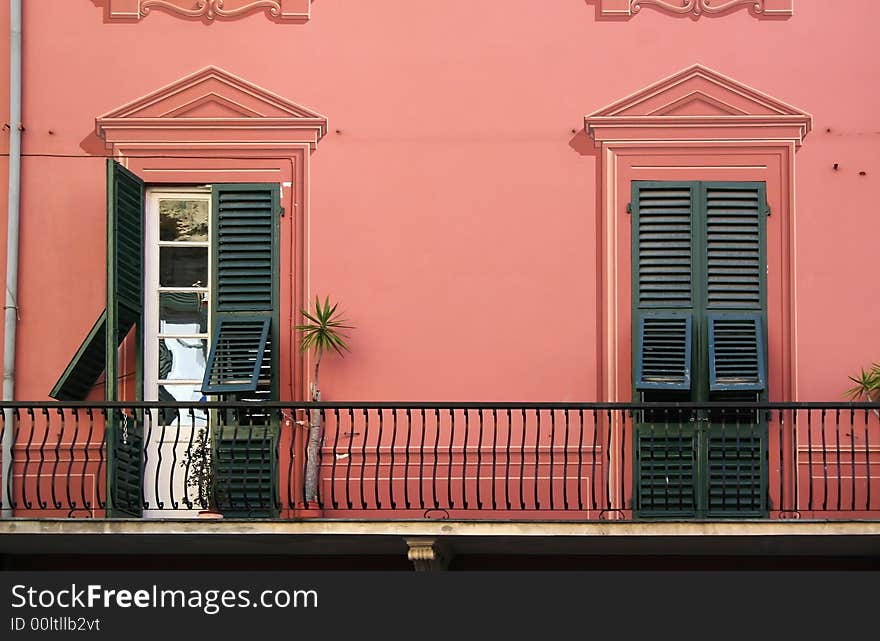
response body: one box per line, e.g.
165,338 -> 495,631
2,0 -> 22,517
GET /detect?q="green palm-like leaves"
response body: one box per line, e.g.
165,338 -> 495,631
845,362 -> 880,401
297,296 -> 353,358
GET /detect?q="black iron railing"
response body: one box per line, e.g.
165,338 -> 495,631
0,402 -> 877,520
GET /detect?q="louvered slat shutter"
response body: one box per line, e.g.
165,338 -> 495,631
636,426 -> 697,516
635,313 -> 692,390
634,183 -> 694,309
707,313 -> 766,391
704,184 -> 765,309
50,312 -> 107,401
106,160 -> 145,517
202,316 -> 271,393
202,185 -> 278,395
204,184 -> 279,517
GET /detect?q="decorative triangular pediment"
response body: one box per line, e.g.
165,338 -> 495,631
97,66 -> 328,151
590,65 -> 804,118
585,64 -> 812,147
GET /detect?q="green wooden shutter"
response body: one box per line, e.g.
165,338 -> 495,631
706,423 -> 766,516
635,426 -> 697,517
707,313 -> 766,392
633,183 -> 694,309
635,312 -> 692,390
704,183 -> 766,310
202,316 -> 271,393
206,184 -> 280,516
106,160 -> 145,517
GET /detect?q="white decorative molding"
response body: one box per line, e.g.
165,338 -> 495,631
107,0 -> 311,22
599,0 -> 793,17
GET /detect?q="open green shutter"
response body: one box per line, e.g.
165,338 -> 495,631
202,316 -> 271,393
635,312 -> 692,390
206,184 -> 279,516
106,160 -> 145,517
707,313 -> 766,391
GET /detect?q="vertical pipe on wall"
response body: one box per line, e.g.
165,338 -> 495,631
2,0 -> 22,517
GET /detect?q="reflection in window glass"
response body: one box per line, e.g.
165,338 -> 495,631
159,199 -> 209,242
159,338 -> 207,381
159,292 -> 207,333
159,247 -> 208,287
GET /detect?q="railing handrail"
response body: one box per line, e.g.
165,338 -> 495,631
0,400 -> 877,410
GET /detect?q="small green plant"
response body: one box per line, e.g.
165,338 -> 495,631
296,296 -> 353,504
845,362 -> 880,402
181,427 -> 218,512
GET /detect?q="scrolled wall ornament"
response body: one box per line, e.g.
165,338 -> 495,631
107,0 -> 311,22
599,0 -> 792,17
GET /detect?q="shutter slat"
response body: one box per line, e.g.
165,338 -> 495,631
706,424 -> 765,515
636,427 -> 697,516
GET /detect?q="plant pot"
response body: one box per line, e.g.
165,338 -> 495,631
198,509 -> 224,519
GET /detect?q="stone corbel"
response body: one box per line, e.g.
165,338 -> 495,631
107,0 -> 311,22
405,538 -> 451,571
599,0 -> 793,17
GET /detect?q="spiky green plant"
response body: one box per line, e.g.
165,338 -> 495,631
296,296 -> 353,400
845,362 -> 880,401
296,296 -> 353,503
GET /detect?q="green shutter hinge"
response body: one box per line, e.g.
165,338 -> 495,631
279,207 -> 285,218
626,202 -> 632,214
764,202 -> 771,217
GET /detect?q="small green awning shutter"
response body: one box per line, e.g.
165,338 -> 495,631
707,313 -> 766,391
202,315 -> 271,393
635,312 -> 692,391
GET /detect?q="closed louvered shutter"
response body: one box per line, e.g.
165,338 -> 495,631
635,313 -> 692,390
204,184 -> 280,517
635,427 -> 697,516
633,183 -> 694,309
707,313 -> 766,391
632,181 -> 768,518
704,184 -> 765,310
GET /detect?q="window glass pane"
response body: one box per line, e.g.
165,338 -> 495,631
158,338 -> 208,381
159,292 -> 207,334
159,199 -> 209,242
159,247 -> 208,287
157,384 -> 208,427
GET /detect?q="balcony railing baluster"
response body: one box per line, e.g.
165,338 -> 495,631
0,401 -> 875,521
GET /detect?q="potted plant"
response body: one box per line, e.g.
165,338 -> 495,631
181,427 -> 224,518
296,296 -> 353,505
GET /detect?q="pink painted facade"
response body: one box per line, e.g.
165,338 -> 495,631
0,1 -> 878,522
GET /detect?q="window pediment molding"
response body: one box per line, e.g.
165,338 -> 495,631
96,66 -> 328,153
599,1 -> 793,18
585,65 -> 811,148
106,0 -> 310,22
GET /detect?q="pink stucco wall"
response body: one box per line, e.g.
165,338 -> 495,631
0,1 -> 877,402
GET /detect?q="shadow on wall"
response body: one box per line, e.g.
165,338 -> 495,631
90,0 -> 314,25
